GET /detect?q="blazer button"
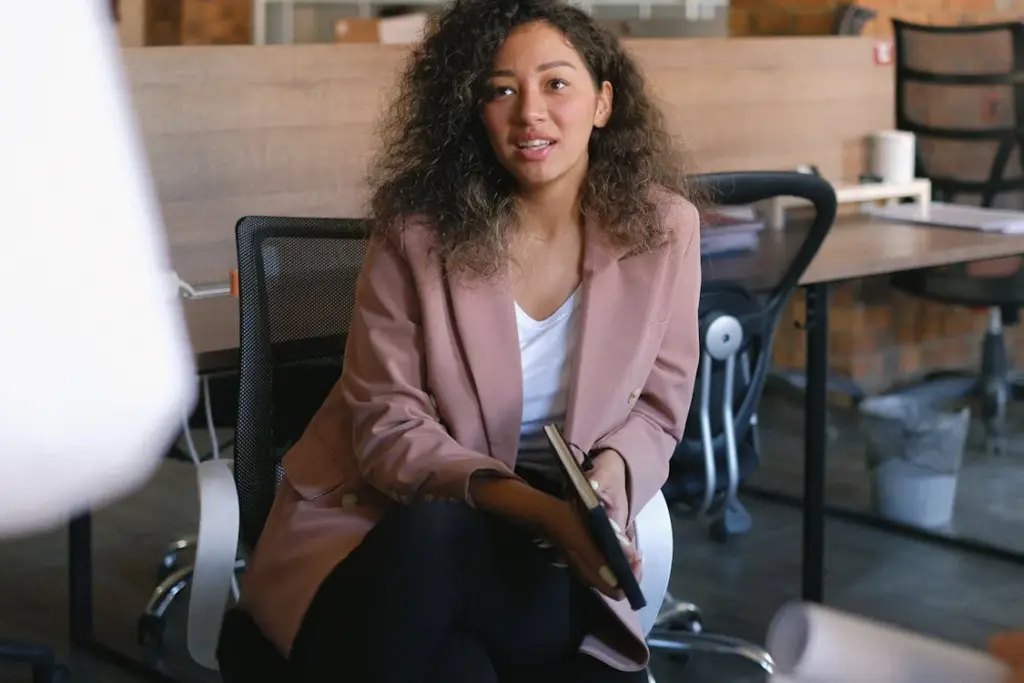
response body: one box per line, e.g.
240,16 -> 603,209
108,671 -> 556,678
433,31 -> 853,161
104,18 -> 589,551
341,493 -> 358,509
628,388 -> 641,404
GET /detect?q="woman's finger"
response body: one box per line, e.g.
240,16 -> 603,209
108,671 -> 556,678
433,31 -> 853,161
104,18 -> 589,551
565,547 -> 624,601
588,478 -> 612,506
608,519 -> 642,577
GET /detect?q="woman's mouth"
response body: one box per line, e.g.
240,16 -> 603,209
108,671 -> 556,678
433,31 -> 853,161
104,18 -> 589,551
514,139 -> 556,161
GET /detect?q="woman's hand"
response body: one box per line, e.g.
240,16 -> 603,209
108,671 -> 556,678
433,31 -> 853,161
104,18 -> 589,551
989,632 -> 1024,682
468,474 -> 637,592
587,449 -> 642,580
542,498 -> 626,601
587,449 -> 629,528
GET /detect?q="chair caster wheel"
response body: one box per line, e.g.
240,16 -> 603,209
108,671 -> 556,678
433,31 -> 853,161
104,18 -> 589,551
708,518 -> 731,543
661,615 -> 703,635
137,613 -> 165,648
708,500 -> 753,542
33,664 -> 72,683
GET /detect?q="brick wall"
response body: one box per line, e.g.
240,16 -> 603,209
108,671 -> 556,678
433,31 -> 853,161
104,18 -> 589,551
738,0 -> 1024,392
731,0 -> 1024,37
180,0 -> 251,45
132,0 -> 251,45
771,277 -> 1024,394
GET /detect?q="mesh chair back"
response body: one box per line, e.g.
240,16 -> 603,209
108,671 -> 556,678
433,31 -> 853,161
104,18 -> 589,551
234,216 -> 369,551
894,19 -> 1024,208
667,172 -> 837,508
892,20 -> 1024,306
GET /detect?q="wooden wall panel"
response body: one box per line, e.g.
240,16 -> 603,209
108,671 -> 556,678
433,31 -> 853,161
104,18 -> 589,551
121,37 -> 893,355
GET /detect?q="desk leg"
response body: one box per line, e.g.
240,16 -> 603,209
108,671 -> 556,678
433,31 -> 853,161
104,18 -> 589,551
69,513 -> 93,643
802,283 -> 829,603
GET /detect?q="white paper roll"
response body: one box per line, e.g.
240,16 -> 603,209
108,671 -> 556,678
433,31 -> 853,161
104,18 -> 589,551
766,602 -> 1011,683
869,130 -> 917,183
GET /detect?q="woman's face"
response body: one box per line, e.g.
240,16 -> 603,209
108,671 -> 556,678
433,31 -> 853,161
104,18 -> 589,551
480,21 -> 613,194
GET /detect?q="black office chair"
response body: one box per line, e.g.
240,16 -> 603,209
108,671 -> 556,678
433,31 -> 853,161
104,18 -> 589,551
889,19 -> 1024,450
187,215 -> 368,677
661,172 -> 837,544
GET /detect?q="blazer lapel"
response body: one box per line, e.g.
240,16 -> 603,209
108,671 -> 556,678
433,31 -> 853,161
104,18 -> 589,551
449,272 -> 522,468
563,217 -> 649,451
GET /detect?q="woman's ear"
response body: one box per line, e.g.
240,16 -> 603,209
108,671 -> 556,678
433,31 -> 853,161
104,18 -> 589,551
594,81 -> 613,129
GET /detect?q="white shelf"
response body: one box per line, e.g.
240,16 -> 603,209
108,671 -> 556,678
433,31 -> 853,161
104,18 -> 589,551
763,178 -> 932,230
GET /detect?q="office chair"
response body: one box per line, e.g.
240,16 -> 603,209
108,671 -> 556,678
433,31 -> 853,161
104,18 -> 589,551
888,19 -> 1024,451
661,171 -> 837,545
181,213 -> 775,679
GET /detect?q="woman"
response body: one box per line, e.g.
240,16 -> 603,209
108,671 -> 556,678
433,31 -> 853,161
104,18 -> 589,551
236,0 -> 702,680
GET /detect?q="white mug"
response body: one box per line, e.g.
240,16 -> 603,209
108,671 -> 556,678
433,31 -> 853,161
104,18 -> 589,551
869,130 -> 916,184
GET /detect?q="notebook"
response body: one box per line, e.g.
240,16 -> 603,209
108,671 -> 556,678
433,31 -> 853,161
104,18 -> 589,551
543,424 -> 647,611
864,201 -> 1024,234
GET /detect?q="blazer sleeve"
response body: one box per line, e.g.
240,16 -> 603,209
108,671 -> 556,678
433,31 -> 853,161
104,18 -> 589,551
593,201 -> 702,528
341,235 -> 517,503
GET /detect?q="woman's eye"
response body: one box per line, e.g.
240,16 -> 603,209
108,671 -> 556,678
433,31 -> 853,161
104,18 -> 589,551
549,79 -> 568,90
490,85 -> 514,99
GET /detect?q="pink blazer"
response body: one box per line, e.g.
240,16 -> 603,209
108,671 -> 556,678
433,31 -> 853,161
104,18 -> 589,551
241,192 -> 702,671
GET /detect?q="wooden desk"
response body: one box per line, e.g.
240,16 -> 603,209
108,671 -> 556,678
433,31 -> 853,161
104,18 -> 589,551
800,216 -> 1024,285
705,215 -> 1024,289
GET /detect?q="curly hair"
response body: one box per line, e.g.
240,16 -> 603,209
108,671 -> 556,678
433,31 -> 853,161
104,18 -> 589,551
367,0 -> 695,277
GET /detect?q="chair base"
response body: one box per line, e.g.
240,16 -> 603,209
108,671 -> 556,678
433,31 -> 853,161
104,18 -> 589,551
139,558 -> 246,648
647,631 -> 775,675
648,594 -> 775,675
0,640 -> 72,683
157,535 -> 196,583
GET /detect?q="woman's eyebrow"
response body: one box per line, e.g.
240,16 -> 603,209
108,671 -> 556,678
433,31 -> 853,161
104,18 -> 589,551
489,60 -> 576,77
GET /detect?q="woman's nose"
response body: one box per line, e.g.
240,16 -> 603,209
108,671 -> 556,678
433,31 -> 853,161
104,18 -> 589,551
516,86 -> 547,124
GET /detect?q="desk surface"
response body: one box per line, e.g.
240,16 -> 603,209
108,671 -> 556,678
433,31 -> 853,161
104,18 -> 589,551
182,215 -> 1024,362
801,215 -> 1024,285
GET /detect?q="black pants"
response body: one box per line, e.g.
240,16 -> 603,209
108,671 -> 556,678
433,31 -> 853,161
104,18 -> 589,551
289,499 -> 648,683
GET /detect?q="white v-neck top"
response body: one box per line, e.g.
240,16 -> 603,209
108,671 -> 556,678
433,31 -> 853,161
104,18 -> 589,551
514,289 -> 582,481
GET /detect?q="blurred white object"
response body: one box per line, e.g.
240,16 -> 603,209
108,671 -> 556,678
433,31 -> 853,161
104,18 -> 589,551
869,130 -> 917,184
766,601 -> 1010,683
0,0 -> 196,537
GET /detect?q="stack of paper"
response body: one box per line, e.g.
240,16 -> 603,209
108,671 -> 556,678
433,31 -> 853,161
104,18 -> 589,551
864,201 -> 1024,235
701,205 -> 765,256
765,602 -> 1011,683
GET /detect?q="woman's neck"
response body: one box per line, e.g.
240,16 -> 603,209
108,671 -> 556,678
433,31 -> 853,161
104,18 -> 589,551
515,180 -> 584,241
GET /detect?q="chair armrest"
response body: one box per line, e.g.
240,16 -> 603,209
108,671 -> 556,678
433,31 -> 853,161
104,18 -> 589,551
187,459 -> 241,670
633,490 -> 674,636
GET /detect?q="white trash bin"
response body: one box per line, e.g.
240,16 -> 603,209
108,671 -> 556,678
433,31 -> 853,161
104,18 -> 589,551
859,395 -> 971,529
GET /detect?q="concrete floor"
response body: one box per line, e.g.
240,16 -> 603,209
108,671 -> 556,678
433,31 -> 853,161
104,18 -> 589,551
2,391 -> 1024,682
